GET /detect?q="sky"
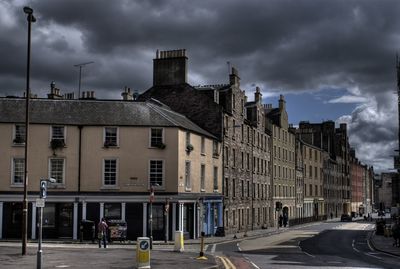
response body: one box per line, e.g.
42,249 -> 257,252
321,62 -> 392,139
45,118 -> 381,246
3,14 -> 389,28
0,0 -> 399,173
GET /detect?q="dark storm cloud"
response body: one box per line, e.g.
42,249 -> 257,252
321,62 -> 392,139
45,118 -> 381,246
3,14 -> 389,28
1,0 -> 399,170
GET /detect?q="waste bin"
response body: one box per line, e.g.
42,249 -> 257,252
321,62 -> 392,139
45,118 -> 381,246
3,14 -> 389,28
215,227 -> 225,237
107,219 -> 127,242
80,220 -> 95,243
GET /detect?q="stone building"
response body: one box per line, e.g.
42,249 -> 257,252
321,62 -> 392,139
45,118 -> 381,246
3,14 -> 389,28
0,89 -> 222,240
139,49 -> 272,234
350,149 -> 364,215
378,172 -> 396,210
265,95 -> 296,224
298,140 -> 325,221
294,137 -> 304,221
297,121 -> 350,218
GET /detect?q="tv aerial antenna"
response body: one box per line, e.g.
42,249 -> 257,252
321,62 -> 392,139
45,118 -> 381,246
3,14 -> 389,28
74,61 -> 94,98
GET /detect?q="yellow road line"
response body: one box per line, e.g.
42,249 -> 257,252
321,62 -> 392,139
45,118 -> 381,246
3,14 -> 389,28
216,255 -> 236,269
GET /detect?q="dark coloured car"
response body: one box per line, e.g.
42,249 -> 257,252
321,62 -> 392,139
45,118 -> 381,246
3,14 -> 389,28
341,214 -> 352,222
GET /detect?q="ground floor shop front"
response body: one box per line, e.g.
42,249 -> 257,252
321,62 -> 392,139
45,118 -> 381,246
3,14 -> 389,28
0,194 -> 223,241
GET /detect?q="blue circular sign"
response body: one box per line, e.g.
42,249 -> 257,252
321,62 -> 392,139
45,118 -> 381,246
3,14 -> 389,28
140,240 -> 149,251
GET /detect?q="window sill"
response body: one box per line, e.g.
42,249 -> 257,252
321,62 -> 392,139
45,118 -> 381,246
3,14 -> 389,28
101,186 -> 120,190
10,184 -> 24,188
12,143 -> 25,147
103,146 -> 119,149
201,153 -> 206,156
185,187 -> 192,192
48,184 -> 66,189
200,189 -> 205,192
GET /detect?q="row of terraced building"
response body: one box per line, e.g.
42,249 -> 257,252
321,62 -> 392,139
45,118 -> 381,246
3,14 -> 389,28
0,49 -> 374,240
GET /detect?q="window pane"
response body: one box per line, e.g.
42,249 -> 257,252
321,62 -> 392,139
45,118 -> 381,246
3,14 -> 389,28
200,164 -> 205,191
104,203 -> 121,220
150,160 -> 163,186
213,166 -> 218,191
52,126 -> 64,140
50,158 -> 64,183
14,124 -> 26,143
185,161 -> 191,189
104,159 -> 117,185
151,128 -> 163,147
105,127 -> 117,146
13,158 -> 25,184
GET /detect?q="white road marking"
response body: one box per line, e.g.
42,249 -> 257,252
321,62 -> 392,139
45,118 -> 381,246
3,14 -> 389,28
352,239 -> 360,253
302,250 -> 315,258
210,244 -> 216,253
249,260 -> 260,269
364,252 -> 383,260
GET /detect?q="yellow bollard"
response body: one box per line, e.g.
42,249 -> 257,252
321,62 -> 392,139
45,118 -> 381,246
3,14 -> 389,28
137,237 -> 151,269
197,232 -> 207,260
174,231 -> 184,252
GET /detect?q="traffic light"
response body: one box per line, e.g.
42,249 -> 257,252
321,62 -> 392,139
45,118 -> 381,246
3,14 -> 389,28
40,180 -> 47,198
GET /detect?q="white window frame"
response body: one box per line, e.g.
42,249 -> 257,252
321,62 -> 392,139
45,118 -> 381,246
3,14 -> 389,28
11,157 -> 24,186
102,158 -> 118,188
200,164 -> 205,192
148,159 -> 164,189
48,158 -> 65,185
103,127 -> 119,147
13,124 -> 26,145
149,127 -> 164,148
50,125 -> 66,146
185,160 -> 191,191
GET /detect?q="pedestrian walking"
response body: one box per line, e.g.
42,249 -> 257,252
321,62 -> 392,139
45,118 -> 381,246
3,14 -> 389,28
330,212 -> 333,219
98,218 -> 108,248
283,214 -> 288,227
278,215 -> 283,227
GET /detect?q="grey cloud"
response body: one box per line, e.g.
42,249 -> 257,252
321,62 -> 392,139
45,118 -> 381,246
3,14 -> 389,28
2,0 -> 400,171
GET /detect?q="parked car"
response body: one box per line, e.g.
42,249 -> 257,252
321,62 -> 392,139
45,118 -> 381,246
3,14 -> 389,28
341,214 -> 352,222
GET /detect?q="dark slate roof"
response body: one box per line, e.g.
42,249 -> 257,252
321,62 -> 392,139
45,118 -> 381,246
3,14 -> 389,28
0,98 -> 215,138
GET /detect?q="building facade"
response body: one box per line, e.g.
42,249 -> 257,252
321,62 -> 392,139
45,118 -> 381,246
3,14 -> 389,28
140,50 -> 272,234
0,94 -> 222,240
265,96 -> 296,225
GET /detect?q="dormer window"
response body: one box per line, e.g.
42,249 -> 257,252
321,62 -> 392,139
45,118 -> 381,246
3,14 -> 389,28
14,124 -> 26,144
104,127 -> 118,147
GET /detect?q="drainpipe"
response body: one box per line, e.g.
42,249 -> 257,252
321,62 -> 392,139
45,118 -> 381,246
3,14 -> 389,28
78,125 -> 82,193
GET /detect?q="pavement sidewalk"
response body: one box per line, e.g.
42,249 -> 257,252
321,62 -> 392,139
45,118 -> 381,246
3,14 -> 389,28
369,232 -> 400,257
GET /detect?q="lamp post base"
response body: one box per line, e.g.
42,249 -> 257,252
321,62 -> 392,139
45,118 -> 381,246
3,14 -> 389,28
37,249 -> 42,269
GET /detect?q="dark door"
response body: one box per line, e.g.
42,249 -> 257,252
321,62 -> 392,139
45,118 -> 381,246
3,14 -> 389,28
58,203 -> 73,238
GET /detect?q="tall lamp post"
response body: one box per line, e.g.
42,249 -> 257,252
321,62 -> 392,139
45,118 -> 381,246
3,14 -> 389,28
22,6 -> 36,256
149,186 -> 154,249
37,178 -> 56,269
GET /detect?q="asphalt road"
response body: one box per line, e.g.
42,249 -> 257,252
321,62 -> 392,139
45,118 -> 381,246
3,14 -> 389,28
214,221 -> 400,269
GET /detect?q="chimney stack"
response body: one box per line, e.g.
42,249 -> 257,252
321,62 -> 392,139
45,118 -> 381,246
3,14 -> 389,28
279,94 -> 286,111
153,49 -> 188,86
229,67 -> 240,86
121,86 -> 134,100
47,81 -> 63,99
255,86 -> 262,104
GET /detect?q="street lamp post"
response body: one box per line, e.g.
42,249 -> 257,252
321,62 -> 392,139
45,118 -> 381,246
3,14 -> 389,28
149,186 -> 154,249
22,6 -> 36,256
37,178 -> 56,269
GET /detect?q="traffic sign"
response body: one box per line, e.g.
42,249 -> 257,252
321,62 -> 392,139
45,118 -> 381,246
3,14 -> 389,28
36,198 -> 45,208
40,180 -> 47,198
